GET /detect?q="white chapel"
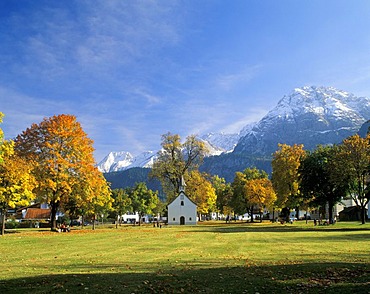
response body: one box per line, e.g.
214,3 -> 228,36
167,176 -> 197,225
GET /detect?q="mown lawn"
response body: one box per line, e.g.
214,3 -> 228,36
0,221 -> 369,293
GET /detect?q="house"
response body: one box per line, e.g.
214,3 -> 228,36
167,176 -> 197,225
339,206 -> 368,221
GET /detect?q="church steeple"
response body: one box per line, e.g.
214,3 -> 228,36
179,175 -> 186,193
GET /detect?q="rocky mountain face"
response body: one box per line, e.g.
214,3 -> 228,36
234,86 -> 370,156
99,86 -> 370,182
201,86 -> 370,181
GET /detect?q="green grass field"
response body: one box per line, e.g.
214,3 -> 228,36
0,221 -> 369,293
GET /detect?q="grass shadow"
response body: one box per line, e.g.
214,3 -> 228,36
1,262 -> 368,294
189,223 -> 370,234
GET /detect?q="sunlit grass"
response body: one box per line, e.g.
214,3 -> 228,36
0,221 -> 369,293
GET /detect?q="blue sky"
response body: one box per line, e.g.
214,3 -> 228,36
1,0 -> 370,162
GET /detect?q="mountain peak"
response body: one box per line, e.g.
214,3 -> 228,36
234,85 -> 370,156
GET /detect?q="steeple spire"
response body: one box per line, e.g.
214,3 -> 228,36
179,175 -> 186,192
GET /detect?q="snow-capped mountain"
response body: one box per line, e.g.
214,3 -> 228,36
200,132 -> 239,154
234,86 -> 370,155
98,151 -> 156,173
99,86 -> 370,177
98,135 -> 242,173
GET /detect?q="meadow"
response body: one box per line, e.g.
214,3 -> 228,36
0,221 -> 369,294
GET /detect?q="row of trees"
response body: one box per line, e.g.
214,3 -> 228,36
150,132 -> 370,225
271,134 -> 370,224
1,112 -> 369,236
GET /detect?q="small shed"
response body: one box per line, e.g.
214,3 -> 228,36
339,206 -> 367,221
167,177 -> 197,225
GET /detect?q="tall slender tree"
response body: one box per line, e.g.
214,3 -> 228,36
332,134 -> 370,224
271,144 -> 306,221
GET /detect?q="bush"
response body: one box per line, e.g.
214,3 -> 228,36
5,219 -> 19,229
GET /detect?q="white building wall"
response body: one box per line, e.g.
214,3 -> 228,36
168,192 -> 197,225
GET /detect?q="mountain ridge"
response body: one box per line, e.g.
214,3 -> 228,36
98,86 -> 370,178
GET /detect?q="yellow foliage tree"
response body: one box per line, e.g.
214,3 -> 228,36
332,134 -> 370,224
0,113 -> 36,235
271,143 -> 306,220
185,170 -> 216,218
15,114 -> 111,230
244,178 -> 276,222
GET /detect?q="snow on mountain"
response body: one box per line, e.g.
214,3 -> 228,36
200,132 -> 240,154
97,151 -> 156,173
234,86 -> 370,155
99,86 -> 370,175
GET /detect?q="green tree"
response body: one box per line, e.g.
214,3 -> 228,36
15,114 -> 111,230
332,134 -> 370,224
131,182 -> 159,226
212,175 -> 233,219
299,145 -> 346,223
112,188 -> 132,228
150,133 -> 208,202
271,144 -> 306,221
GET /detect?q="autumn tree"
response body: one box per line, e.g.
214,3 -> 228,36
14,114 -> 111,230
150,133 -> 208,202
331,134 -> 370,224
130,182 -> 159,226
0,114 -> 36,235
244,178 -> 276,222
271,144 -> 306,221
299,145 -> 347,223
78,167 -> 113,230
112,188 -> 132,228
185,170 -> 217,219
231,167 -> 271,222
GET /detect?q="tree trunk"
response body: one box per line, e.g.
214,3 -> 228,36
1,209 -> 5,236
360,205 -> 366,224
250,206 -> 254,223
305,210 -> 308,224
328,201 -> 334,224
92,214 -> 96,230
50,200 -> 60,231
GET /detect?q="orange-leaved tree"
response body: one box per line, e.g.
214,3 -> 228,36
15,114 -> 110,230
244,178 -> 276,222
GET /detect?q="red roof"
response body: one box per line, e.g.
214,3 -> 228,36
24,208 -> 51,220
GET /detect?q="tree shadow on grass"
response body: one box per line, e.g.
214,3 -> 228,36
189,223 -> 370,234
1,262 -> 368,294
